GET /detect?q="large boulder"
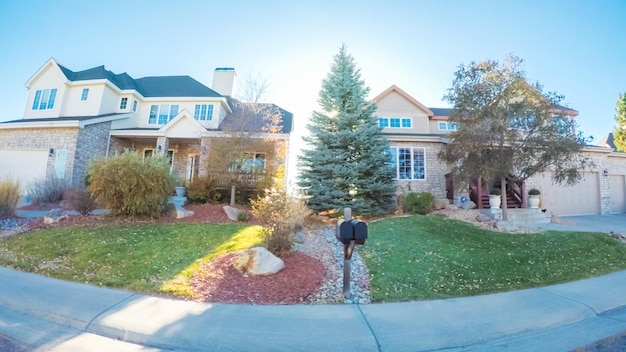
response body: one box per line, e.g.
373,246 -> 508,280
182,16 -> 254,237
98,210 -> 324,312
44,208 -> 69,225
233,247 -> 285,276
223,205 -> 240,221
459,200 -> 476,210
173,204 -> 194,219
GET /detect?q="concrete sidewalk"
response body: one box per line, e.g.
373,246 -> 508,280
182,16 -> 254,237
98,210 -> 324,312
1,267 -> 626,351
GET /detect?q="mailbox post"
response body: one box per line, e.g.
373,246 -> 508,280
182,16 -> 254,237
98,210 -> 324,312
336,208 -> 367,299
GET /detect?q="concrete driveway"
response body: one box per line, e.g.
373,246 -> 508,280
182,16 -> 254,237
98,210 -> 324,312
521,213 -> 626,234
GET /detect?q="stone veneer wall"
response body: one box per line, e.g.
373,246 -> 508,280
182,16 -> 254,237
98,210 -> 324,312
390,141 -> 449,200
73,121 -> 112,186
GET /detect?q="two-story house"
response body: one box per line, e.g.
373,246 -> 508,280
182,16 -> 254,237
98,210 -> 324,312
373,85 -> 626,216
0,58 -> 292,194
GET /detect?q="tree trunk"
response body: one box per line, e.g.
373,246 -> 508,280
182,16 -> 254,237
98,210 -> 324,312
501,176 -> 508,221
230,184 -> 236,207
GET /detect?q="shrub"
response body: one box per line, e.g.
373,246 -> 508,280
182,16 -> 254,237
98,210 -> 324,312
87,150 -> 173,218
251,185 -> 310,257
404,191 -> 435,214
528,188 -> 541,195
0,178 -> 20,219
69,188 -> 97,216
490,188 -> 502,195
186,178 -> 218,203
237,211 -> 249,222
28,177 -> 66,205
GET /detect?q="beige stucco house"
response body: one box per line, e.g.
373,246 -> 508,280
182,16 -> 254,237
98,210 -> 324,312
373,85 -> 626,216
0,58 -> 292,193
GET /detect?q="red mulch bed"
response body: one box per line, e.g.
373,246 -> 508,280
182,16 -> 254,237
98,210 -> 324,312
190,251 -> 326,305
12,203 -> 327,305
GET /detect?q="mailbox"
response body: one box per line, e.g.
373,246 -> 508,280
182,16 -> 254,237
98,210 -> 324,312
336,219 -> 368,245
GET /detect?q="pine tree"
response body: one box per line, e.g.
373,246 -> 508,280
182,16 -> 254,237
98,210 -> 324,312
614,93 -> 626,152
298,45 -> 396,215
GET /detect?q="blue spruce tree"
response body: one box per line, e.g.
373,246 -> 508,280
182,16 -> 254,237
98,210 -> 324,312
298,45 -> 396,215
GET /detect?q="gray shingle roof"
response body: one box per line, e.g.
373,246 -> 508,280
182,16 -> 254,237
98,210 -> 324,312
0,113 -> 126,124
221,97 -> 293,134
430,107 -> 453,116
57,64 -> 221,98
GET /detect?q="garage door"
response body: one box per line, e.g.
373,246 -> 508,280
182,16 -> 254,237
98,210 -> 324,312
609,175 -> 626,214
531,172 -> 600,216
0,150 -> 49,194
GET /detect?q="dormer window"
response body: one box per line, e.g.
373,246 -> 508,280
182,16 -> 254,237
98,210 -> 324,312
32,88 -> 57,110
81,88 -> 89,101
194,104 -> 213,121
120,97 -> 128,110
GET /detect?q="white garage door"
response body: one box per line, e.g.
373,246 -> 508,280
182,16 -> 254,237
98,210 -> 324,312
531,172 -> 600,216
0,150 -> 49,194
609,175 -> 626,214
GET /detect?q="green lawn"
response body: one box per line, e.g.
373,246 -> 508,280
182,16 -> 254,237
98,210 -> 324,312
0,222 -> 264,298
360,215 -> 626,302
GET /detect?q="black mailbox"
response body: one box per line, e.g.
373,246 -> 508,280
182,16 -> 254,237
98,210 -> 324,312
336,219 -> 367,245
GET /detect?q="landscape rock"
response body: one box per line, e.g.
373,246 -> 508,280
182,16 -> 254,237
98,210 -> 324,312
610,231 -> 626,244
495,220 -> 518,233
475,213 -> 493,223
294,231 -> 306,244
44,208 -> 68,225
173,204 -> 194,219
223,205 -> 240,221
459,200 -> 476,210
233,247 -> 285,276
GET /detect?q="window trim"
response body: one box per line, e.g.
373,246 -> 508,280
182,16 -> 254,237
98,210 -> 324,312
120,97 -> 128,110
387,146 -> 426,180
148,104 -> 180,125
379,117 -> 411,129
31,88 -> 57,110
194,104 -> 214,121
81,88 -> 89,101
438,121 -> 458,131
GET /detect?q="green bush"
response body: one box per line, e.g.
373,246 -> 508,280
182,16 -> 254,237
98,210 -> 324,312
186,177 -> 218,203
237,211 -> 249,222
0,178 -> 20,219
28,177 -> 66,205
87,150 -> 173,218
404,191 -> 435,214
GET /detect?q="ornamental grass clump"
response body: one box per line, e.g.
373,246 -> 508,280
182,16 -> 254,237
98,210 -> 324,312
87,150 -> 174,218
28,177 -> 66,205
0,178 -> 20,219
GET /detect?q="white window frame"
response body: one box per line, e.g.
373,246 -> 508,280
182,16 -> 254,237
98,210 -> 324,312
120,97 -> 128,110
81,88 -> 89,101
32,88 -> 57,110
148,104 -> 179,125
194,104 -> 214,121
387,147 -> 426,180
379,117 -> 411,129
438,121 -> 458,131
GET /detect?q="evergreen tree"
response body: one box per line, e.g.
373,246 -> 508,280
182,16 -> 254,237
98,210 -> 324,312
614,93 -> 626,152
298,45 -> 396,215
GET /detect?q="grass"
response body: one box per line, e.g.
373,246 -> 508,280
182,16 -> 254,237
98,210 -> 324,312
359,215 -> 626,302
0,222 -> 264,298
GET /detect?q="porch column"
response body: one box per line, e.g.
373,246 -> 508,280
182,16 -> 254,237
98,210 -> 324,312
156,137 -> 169,155
198,137 -> 210,177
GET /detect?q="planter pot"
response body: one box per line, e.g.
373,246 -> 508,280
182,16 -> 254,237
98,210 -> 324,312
489,195 -> 501,209
528,195 -> 540,209
175,186 -> 186,197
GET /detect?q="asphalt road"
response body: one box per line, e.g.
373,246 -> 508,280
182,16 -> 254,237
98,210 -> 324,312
575,331 -> 626,352
0,333 -> 28,352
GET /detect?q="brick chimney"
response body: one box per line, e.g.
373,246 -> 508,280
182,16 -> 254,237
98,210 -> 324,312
212,67 -> 237,96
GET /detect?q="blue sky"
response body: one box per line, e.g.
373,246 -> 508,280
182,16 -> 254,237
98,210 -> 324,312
0,0 -> 624,143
